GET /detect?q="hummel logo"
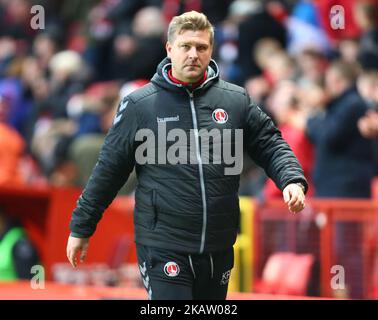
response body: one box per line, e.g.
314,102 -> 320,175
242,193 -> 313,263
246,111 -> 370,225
139,262 -> 147,276
157,115 -> 179,123
119,100 -> 129,112
113,113 -> 123,125
113,100 -> 129,125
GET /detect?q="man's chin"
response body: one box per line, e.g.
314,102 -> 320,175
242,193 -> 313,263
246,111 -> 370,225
184,72 -> 203,83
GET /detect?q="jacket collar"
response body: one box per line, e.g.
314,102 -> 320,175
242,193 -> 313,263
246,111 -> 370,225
151,57 -> 219,92
167,68 -> 208,88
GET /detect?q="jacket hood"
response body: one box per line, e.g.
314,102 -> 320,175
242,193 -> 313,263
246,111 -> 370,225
151,57 -> 220,92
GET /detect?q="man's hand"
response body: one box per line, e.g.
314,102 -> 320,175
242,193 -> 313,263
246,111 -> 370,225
66,236 -> 90,268
283,183 -> 306,214
358,111 -> 378,138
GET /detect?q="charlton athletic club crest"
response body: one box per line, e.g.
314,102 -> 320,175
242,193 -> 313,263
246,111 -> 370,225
212,108 -> 228,124
164,261 -> 180,277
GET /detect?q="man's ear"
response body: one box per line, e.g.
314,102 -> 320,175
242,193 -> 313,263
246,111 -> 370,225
166,42 -> 172,58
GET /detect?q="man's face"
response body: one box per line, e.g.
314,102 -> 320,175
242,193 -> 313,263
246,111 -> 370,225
358,72 -> 378,104
325,68 -> 345,98
166,29 -> 213,83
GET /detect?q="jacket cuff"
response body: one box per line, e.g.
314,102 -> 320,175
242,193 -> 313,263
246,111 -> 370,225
282,179 -> 309,194
70,232 -> 91,238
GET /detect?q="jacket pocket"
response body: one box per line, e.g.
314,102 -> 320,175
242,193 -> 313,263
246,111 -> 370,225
135,187 -> 158,230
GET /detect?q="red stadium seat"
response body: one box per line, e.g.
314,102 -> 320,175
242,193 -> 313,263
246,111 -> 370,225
254,252 -> 314,296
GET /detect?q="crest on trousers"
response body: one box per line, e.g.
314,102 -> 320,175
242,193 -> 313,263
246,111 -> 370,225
164,261 -> 180,277
212,108 -> 228,124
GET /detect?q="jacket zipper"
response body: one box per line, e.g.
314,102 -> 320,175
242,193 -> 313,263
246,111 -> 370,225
187,90 -> 207,254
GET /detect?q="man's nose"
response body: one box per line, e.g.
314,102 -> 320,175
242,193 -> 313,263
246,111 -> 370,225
188,47 -> 198,59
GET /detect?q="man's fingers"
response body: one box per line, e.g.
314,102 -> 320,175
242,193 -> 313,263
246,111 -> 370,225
288,193 -> 299,206
287,192 -> 305,213
289,194 -> 305,213
66,236 -> 90,268
67,248 -> 78,268
289,194 -> 304,207
66,239 -> 76,268
283,183 -> 306,214
289,202 -> 305,213
80,243 -> 88,263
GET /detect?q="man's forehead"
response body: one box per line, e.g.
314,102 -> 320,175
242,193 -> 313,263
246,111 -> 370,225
174,30 -> 211,45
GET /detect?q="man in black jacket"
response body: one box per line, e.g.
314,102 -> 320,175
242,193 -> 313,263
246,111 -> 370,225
67,11 -> 307,300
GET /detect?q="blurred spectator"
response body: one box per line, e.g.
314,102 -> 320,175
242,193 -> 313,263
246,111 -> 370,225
63,80 -> 122,187
354,0 -> 378,70
295,49 -> 329,87
0,0 -> 37,45
338,37 -> 360,64
38,50 -> 91,119
0,93 -> 25,186
297,80 -> 329,118
357,68 -> 378,170
263,81 -> 314,199
32,32 -> 60,72
215,0 -> 258,83
357,67 -> 378,109
107,0 -> 162,24
43,79 -> 122,186
306,60 -> 375,198
358,71 -> 378,138
30,50 -> 91,176
265,51 -> 297,85
0,35 -> 17,78
244,38 -> 283,105
237,0 -> 287,83
286,0 -> 332,56
245,76 -> 271,107
59,0 -> 99,26
108,6 -> 166,81
0,207 -> 40,280
68,79 -> 146,193
84,0 -> 163,81
253,38 -> 283,74
0,76 -> 25,133
18,57 -> 48,143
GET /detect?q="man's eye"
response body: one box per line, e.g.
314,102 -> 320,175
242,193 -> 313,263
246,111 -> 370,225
182,45 -> 190,50
197,46 -> 207,52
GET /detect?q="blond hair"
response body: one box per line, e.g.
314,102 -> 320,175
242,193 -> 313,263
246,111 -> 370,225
167,11 -> 214,45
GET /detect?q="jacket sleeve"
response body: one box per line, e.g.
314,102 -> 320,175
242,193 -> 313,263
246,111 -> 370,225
69,97 -> 138,238
243,94 -> 308,193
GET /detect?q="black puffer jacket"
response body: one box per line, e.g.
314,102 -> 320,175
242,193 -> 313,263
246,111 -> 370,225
70,57 -> 308,253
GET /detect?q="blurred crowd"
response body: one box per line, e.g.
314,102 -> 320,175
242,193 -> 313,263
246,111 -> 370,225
0,0 -> 378,200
